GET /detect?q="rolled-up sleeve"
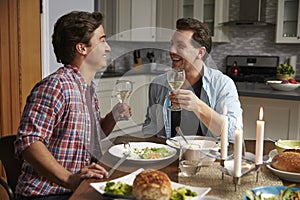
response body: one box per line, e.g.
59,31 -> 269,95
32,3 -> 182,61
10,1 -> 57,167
15,78 -> 64,158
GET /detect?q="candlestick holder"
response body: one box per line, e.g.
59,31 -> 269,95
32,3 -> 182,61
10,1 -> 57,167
255,164 -> 262,182
219,158 -> 258,191
232,176 -> 241,192
220,159 -> 225,180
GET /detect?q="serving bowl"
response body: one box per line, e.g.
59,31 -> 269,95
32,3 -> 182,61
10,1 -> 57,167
266,80 -> 300,91
275,139 -> 300,153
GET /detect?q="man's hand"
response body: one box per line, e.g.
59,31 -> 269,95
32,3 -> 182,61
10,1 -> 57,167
69,162 -> 108,190
170,89 -> 200,112
112,102 -> 132,121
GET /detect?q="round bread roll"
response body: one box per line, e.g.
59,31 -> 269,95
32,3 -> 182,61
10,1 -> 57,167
271,150 -> 300,173
132,169 -> 172,200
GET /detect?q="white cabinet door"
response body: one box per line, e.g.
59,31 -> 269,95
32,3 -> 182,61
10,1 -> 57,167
96,77 -> 119,119
177,0 -> 229,43
104,0 -> 156,41
96,75 -> 151,130
156,0 -> 179,41
276,0 -> 300,43
131,0 -> 156,41
240,96 -> 300,140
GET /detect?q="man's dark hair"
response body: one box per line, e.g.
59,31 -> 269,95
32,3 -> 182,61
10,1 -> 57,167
176,18 -> 212,54
52,11 -> 104,65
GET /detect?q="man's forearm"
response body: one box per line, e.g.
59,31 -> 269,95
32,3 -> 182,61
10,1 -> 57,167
101,111 -> 116,135
21,141 -> 74,189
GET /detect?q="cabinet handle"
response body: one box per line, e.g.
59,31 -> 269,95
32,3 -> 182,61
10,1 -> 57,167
297,36 -> 300,40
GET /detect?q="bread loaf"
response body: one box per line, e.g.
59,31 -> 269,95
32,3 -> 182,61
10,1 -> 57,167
271,150 -> 300,173
132,169 -> 172,200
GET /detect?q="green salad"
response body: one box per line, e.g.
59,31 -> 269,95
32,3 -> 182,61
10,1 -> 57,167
170,187 -> 197,200
103,182 -> 197,199
133,147 -> 171,159
245,185 -> 300,200
104,181 -> 132,195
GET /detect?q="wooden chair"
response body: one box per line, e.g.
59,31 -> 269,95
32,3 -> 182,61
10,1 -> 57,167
0,135 -> 23,200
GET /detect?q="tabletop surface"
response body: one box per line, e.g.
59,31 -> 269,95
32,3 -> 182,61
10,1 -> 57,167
69,135 -> 300,200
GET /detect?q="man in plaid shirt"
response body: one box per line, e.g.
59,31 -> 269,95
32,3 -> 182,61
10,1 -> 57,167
14,11 -> 131,199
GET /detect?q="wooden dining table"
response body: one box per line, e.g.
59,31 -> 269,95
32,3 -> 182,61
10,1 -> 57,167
69,135 -> 300,200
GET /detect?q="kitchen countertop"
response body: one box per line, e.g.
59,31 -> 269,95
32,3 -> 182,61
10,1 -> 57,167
95,70 -> 300,101
236,82 -> 300,101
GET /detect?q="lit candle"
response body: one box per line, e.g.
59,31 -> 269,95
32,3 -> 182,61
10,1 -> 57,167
234,128 -> 243,177
255,107 -> 265,165
221,106 -> 228,159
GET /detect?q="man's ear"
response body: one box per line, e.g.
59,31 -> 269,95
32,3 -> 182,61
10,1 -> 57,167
75,43 -> 87,55
196,47 -> 207,59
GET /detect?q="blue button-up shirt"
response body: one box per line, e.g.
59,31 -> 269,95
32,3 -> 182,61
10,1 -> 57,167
142,65 -> 243,140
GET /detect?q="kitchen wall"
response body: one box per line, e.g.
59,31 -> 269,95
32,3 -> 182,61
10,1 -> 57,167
109,0 -> 300,78
211,0 -> 300,76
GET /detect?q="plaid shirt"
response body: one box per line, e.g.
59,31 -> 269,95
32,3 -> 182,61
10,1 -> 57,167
15,65 -> 102,196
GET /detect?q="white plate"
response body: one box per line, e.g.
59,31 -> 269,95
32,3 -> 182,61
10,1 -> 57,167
90,168 -> 211,200
166,136 -> 218,166
266,80 -> 300,91
108,142 -> 177,162
243,185 -> 300,200
266,149 -> 300,182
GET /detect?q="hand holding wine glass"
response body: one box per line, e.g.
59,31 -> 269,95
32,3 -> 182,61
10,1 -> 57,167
167,68 -> 185,111
113,80 -> 133,120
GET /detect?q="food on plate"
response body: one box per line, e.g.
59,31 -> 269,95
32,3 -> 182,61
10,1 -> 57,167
133,147 -> 171,159
170,187 -> 197,200
271,150 -> 300,173
132,169 -> 172,200
244,184 -> 300,200
104,181 -> 132,195
103,169 -> 198,200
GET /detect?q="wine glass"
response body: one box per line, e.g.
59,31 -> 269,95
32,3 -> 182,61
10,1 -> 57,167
113,80 -> 133,120
167,68 -> 185,111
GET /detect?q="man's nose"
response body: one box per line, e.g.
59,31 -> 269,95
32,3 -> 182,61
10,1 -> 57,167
105,42 -> 111,52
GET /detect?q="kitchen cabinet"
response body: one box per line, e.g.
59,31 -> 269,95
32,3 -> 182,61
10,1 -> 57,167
276,0 -> 300,43
239,96 -> 300,140
95,75 -> 154,130
100,0 -> 228,42
99,0 -> 156,41
156,0 -> 229,42
177,0 -> 229,43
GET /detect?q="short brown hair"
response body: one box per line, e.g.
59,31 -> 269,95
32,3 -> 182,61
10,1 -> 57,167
176,18 -> 212,53
52,11 -> 104,65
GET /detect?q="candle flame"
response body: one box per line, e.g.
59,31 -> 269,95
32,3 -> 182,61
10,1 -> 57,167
259,107 -> 264,120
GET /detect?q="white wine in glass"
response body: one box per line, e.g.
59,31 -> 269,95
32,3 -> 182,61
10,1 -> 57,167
167,69 -> 185,111
114,80 -> 133,120
115,90 -> 131,103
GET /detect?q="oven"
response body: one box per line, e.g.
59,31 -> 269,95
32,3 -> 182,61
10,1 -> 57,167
226,55 -> 279,83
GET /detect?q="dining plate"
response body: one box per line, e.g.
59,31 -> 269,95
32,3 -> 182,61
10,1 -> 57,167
108,142 -> 177,162
90,168 -> 211,200
266,149 -> 300,182
243,185 -> 300,200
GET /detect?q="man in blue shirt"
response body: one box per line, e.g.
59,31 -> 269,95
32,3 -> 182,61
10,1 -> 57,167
142,18 -> 243,140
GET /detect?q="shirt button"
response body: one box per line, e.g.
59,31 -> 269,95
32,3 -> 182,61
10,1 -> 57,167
85,158 -> 89,162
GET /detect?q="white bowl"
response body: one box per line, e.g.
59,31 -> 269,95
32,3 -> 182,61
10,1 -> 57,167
266,80 -> 300,91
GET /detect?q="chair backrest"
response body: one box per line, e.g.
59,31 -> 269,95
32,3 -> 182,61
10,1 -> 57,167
0,135 -> 23,193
